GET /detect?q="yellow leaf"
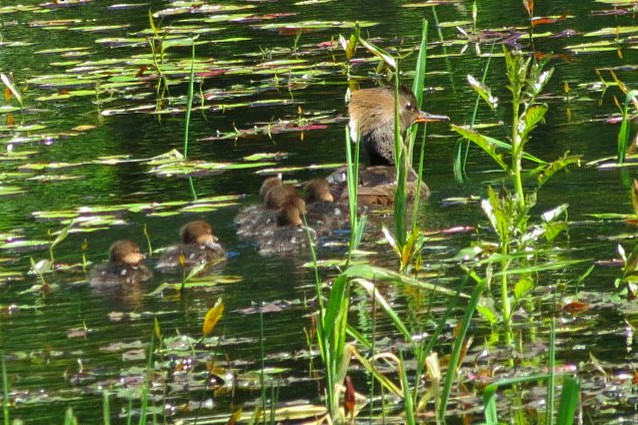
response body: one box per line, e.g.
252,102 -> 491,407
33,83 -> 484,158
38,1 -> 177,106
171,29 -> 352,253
4,86 -> 12,103
203,298 -> 224,337
227,407 -> 242,425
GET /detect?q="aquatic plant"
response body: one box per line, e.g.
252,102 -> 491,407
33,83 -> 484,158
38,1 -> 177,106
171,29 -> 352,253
452,49 -> 580,331
482,321 -> 580,425
305,20 -> 480,424
615,88 -> 638,165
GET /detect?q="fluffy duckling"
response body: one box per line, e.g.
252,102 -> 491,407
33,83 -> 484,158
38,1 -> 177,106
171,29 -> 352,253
156,220 -> 225,270
256,200 -> 315,255
304,178 -> 346,234
236,175 -> 305,238
89,240 -> 153,286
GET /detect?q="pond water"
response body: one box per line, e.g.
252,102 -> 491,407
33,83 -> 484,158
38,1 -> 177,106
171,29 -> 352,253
1,0 -> 638,423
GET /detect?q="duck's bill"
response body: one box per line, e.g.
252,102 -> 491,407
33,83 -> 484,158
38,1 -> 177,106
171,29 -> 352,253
415,111 -> 450,123
205,241 -> 224,251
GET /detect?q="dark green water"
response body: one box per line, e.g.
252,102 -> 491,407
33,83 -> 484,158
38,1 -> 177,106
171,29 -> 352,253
1,0 -> 637,423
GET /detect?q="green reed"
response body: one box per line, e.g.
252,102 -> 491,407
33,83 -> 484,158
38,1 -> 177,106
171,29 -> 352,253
306,20 -> 474,423
616,89 -> 638,164
2,356 -> 9,425
185,43 -> 198,200
482,320 -> 579,425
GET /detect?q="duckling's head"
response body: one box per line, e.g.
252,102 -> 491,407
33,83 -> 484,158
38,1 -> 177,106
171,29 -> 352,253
277,203 -> 304,227
305,178 -> 334,203
109,240 -> 145,266
180,220 -> 217,246
259,174 -> 283,198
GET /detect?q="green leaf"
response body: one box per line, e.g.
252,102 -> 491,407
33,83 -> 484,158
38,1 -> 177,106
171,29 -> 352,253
450,125 -> 510,172
354,24 -> 397,70
557,376 -> 580,425
513,277 -> 533,301
344,264 -> 465,297
617,90 -> 638,164
0,73 -> 23,107
476,305 -> 498,325
467,74 -> 498,109
519,104 -> 548,142
535,153 -> 582,188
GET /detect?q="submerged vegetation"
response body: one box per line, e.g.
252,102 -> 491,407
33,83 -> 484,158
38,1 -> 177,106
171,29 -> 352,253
1,0 -> 638,424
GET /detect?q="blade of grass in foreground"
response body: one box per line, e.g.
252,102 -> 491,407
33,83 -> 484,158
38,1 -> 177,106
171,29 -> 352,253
2,356 -> 9,425
103,390 -> 111,425
185,43 -> 198,200
345,125 -> 366,259
411,19 -> 429,226
617,90 -> 638,164
438,277 -> 484,422
394,70 -> 407,248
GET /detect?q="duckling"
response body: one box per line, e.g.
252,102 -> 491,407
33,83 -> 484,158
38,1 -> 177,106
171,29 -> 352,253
304,178 -> 346,234
256,200 -> 316,255
156,220 -> 225,270
235,175 -> 305,238
89,240 -> 153,286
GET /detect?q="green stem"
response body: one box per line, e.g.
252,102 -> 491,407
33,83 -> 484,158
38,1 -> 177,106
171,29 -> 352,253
511,98 -> 525,210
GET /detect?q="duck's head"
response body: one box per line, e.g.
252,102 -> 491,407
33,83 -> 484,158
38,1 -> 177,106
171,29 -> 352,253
259,174 -> 283,198
277,203 -> 304,227
305,178 -> 334,203
348,86 -> 449,166
109,240 -> 146,266
181,220 -> 217,246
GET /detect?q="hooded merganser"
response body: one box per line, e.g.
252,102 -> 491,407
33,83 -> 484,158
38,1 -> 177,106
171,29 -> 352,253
156,220 -> 225,270
328,86 -> 448,205
89,240 -> 153,286
349,86 -> 449,166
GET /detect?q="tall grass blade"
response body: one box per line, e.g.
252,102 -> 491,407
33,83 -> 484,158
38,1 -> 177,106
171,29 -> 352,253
399,350 -> 416,425
63,407 -> 77,425
2,356 -> 9,425
184,43 -> 198,201
103,390 -> 111,425
407,19 -> 428,162
438,277 -> 485,422
345,125 -> 365,258
394,72 -> 407,248
546,319 -> 556,425
617,90 -> 638,164
411,20 -> 429,226
556,376 -> 579,425
184,44 -> 196,159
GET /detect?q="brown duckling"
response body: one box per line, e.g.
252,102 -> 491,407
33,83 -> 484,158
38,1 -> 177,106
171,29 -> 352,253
256,201 -> 316,255
89,240 -> 153,286
156,220 -> 225,270
303,178 -> 347,234
236,175 -> 306,238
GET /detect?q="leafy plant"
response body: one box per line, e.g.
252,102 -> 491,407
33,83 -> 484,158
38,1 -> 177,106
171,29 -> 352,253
451,49 -> 580,330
